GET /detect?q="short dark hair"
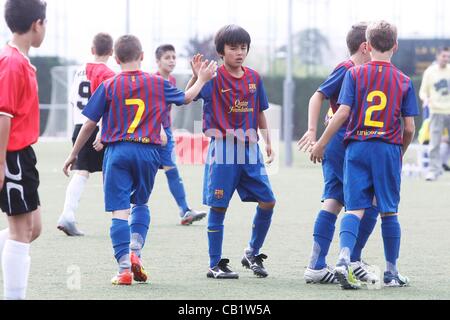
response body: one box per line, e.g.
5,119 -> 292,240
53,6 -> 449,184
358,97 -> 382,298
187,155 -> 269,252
347,22 -> 368,55
114,35 -> 143,63
155,44 -> 176,60
4,0 -> 47,34
93,33 -> 113,56
214,25 -> 251,56
366,20 -> 398,53
437,47 -> 450,55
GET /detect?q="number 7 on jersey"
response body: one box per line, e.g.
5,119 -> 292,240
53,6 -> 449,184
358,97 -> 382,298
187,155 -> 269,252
126,99 -> 145,134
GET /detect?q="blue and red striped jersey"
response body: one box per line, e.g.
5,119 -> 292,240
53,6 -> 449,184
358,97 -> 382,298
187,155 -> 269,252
318,60 -> 355,115
155,71 -> 177,128
82,70 -> 185,145
197,65 -> 269,142
338,61 -> 419,145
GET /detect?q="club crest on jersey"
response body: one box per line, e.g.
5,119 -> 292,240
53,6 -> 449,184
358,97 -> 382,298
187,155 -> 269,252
249,83 -> 257,93
214,189 -> 224,200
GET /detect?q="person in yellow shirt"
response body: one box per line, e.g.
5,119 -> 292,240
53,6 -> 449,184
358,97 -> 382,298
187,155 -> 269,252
419,47 -> 450,181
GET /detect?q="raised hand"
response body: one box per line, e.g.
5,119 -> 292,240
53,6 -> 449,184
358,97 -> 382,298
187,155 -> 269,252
198,60 -> 218,82
190,53 -> 204,78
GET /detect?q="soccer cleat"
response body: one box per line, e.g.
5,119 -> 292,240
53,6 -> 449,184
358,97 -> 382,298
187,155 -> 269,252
384,271 -> 410,287
180,209 -> 207,225
130,252 -> 148,283
241,251 -> 269,278
443,164 -> 450,172
304,266 -> 339,284
425,172 -> 437,181
350,260 -> 379,284
111,270 -> 133,286
57,218 -> 85,236
207,259 -> 239,279
334,265 -> 362,290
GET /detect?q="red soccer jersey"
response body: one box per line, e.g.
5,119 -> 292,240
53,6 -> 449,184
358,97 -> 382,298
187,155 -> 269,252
0,44 -> 40,151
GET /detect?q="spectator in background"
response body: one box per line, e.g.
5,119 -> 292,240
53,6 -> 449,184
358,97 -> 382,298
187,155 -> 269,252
419,47 -> 450,181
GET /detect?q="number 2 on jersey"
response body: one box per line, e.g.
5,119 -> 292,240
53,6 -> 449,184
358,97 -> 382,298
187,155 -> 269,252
126,99 -> 145,134
364,90 -> 387,128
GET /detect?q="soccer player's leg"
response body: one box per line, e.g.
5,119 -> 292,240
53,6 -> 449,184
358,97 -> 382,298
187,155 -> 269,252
0,147 -> 42,299
372,142 -> 409,287
336,142 -> 374,290
237,145 -> 276,278
305,134 -> 344,284
160,128 -> 206,225
103,144 -> 135,285
128,143 -> 161,283
204,141 -> 239,279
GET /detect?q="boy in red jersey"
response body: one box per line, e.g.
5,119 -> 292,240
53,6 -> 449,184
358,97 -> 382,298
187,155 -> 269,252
189,25 -> 276,279
311,21 -> 419,289
154,44 -> 206,225
57,33 -> 115,236
0,0 -> 47,300
63,35 -> 216,285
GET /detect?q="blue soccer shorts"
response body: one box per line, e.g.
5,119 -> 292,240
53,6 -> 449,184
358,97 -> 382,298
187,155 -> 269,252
321,128 -> 346,205
158,126 -> 177,168
103,142 -> 160,212
344,140 -> 402,213
203,139 -> 276,208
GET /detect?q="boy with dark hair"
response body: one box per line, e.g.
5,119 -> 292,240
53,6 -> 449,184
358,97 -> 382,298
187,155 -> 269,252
189,25 -> 276,279
63,35 -> 217,285
311,21 -> 419,289
0,0 -> 47,300
57,32 -> 115,236
298,23 -> 379,285
154,44 -> 206,225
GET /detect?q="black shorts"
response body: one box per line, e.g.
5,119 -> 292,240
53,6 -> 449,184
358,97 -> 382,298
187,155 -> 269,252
0,146 -> 40,216
72,124 -> 104,173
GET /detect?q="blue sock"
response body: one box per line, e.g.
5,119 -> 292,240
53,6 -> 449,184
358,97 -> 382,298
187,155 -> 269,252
249,207 -> 274,256
381,215 -> 401,275
166,168 -> 189,216
130,205 -> 151,258
338,214 -> 361,266
208,208 -> 226,268
310,210 -> 337,270
110,218 -> 131,272
351,206 -> 378,262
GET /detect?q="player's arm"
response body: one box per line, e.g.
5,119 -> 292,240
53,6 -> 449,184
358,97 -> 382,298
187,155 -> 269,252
310,105 -> 351,164
402,117 -> 416,155
185,54 -> 203,91
298,91 -> 326,152
183,60 -> 217,104
0,115 -> 11,191
258,111 -> 274,164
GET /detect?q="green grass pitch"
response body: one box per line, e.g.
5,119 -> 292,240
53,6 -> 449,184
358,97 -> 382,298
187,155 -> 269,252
1,141 -> 449,300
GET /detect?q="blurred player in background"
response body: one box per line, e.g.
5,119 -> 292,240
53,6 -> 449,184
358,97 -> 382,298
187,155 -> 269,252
0,0 -> 47,300
154,44 -> 206,225
63,35 -> 217,285
298,23 -> 379,285
57,33 -> 115,236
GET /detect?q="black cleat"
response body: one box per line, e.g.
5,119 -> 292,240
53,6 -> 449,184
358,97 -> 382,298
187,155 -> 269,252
207,259 -> 239,279
241,251 -> 269,278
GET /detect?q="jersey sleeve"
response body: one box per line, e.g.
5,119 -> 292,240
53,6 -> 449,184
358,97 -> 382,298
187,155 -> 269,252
81,83 -> 108,122
0,63 -> 21,118
401,81 -> 420,117
258,78 -> 270,112
337,70 -> 356,109
318,65 -> 349,99
195,80 -> 213,101
163,80 -> 185,106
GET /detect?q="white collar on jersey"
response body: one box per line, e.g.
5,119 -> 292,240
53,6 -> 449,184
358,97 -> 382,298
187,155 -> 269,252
7,42 -> 37,72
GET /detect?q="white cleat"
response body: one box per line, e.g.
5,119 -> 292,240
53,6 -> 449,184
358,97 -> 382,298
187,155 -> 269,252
304,265 -> 339,284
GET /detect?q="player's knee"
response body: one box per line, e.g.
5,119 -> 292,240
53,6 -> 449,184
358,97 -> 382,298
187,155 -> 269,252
211,207 -> 227,214
259,201 -> 276,210
164,166 -> 176,172
32,224 -> 42,242
322,199 -> 343,215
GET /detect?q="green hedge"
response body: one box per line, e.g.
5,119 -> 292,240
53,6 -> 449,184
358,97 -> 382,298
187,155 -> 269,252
263,76 -> 424,140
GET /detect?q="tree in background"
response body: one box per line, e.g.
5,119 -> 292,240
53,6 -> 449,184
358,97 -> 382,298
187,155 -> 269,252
184,35 -> 219,62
